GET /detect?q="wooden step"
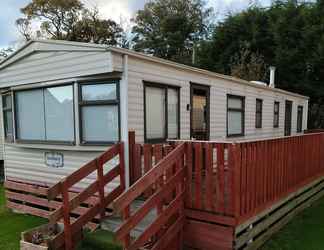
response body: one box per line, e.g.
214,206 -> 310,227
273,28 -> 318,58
101,199 -> 157,239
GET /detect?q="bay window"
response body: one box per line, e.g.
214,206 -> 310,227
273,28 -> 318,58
227,94 -> 245,137
79,81 -> 120,144
2,93 -> 13,141
15,85 -> 74,143
144,82 -> 179,142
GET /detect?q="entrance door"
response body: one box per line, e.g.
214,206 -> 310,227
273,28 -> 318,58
285,100 -> 292,136
190,83 -> 210,140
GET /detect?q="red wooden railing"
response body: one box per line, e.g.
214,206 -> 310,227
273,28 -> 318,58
184,142 -> 239,218
113,143 -> 187,250
43,132 -> 324,249
47,143 -> 126,250
184,133 -> 324,225
128,131 -> 175,185
236,133 -> 324,223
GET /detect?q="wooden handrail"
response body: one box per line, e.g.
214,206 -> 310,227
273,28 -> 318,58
47,143 -> 126,250
113,142 -> 187,250
115,167 -> 185,241
113,143 -> 185,212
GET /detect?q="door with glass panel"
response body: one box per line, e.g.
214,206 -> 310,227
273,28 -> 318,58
190,83 -> 210,140
144,82 -> 179,143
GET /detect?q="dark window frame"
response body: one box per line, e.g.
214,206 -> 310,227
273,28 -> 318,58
2,92 -> 14,142
143,81 -> 180,143
227,94 -> 245,137
255,98 -> 263,129
274,101 -> 280,128
78,79 -> 121,146
284,100 -> 293,136
297,105 -> 303,133
14,83 -> 76,145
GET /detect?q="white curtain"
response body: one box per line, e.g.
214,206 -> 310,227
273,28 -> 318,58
228,111 -> 242,135
16,89 -> 46,140
81,83 -> 116,101
168,88 -> 178,139
16,86 -> 74,141
145,86 -> 165,139
82,105 -> 119,142
44,86 -> 74,141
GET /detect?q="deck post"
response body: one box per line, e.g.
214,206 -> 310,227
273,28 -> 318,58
120,54 -> 129,188
231,143 -> 242,221
61,181 -> 73,250
97,158 -> 105,220
185,142 -> 192,208
128,131 -> 136,185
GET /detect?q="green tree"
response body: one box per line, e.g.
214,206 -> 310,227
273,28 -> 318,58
20,0 -> 83,40
69,8 -> 122,45
196,0 -> 324,128
132,0 -> 213,64
17,0 -> 123,45
230,44 -> 267,82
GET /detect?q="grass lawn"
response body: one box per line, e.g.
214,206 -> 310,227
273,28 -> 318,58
1,182 -> 323,250
0,184 -> 121,250
0,184 -> 47,250
262,197 -> 324,250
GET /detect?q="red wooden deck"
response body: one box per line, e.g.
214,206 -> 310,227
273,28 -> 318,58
4,131 -> 324,250
120,131 -> 324,249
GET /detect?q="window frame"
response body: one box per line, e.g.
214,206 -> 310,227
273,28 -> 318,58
297,105 -> 303,133
14,84 -> 76,145
274,101 -> 280,128
227,94 -> 245,137
143,81 -> 180,143
255,98 -> 263,129
2,92 -> 14,142
78,80 -> 121,145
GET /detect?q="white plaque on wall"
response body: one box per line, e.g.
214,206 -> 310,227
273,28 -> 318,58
45,152 -> 64,168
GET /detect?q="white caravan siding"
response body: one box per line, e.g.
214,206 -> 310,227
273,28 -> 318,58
125,55 -> 308,143
0,95 -> 4,160
4,145 -> 119,191
0,42 -> 120,189
0,50 -> 113,87
0,40 -> 309,191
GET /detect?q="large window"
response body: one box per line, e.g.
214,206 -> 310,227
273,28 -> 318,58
15,85 -> 74,143
144,82 -> 179,142
255,99 -> 263,128
297,105 -> 303,133
79,81 -> 120,144
274,101 -> 280,128
2,93 -> 13,141
227,95 -> 245,137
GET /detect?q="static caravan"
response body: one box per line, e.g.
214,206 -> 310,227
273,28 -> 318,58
0,39 -> 308,188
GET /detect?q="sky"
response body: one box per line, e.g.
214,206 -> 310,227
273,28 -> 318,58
0,0 -> 271,49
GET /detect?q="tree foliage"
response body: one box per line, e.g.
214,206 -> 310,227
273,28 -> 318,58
17,0 -> 123,45
69,8 -> 122,45
195,0 -> 324,128
132,0 -> 213,64
230,44 -> 267,82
